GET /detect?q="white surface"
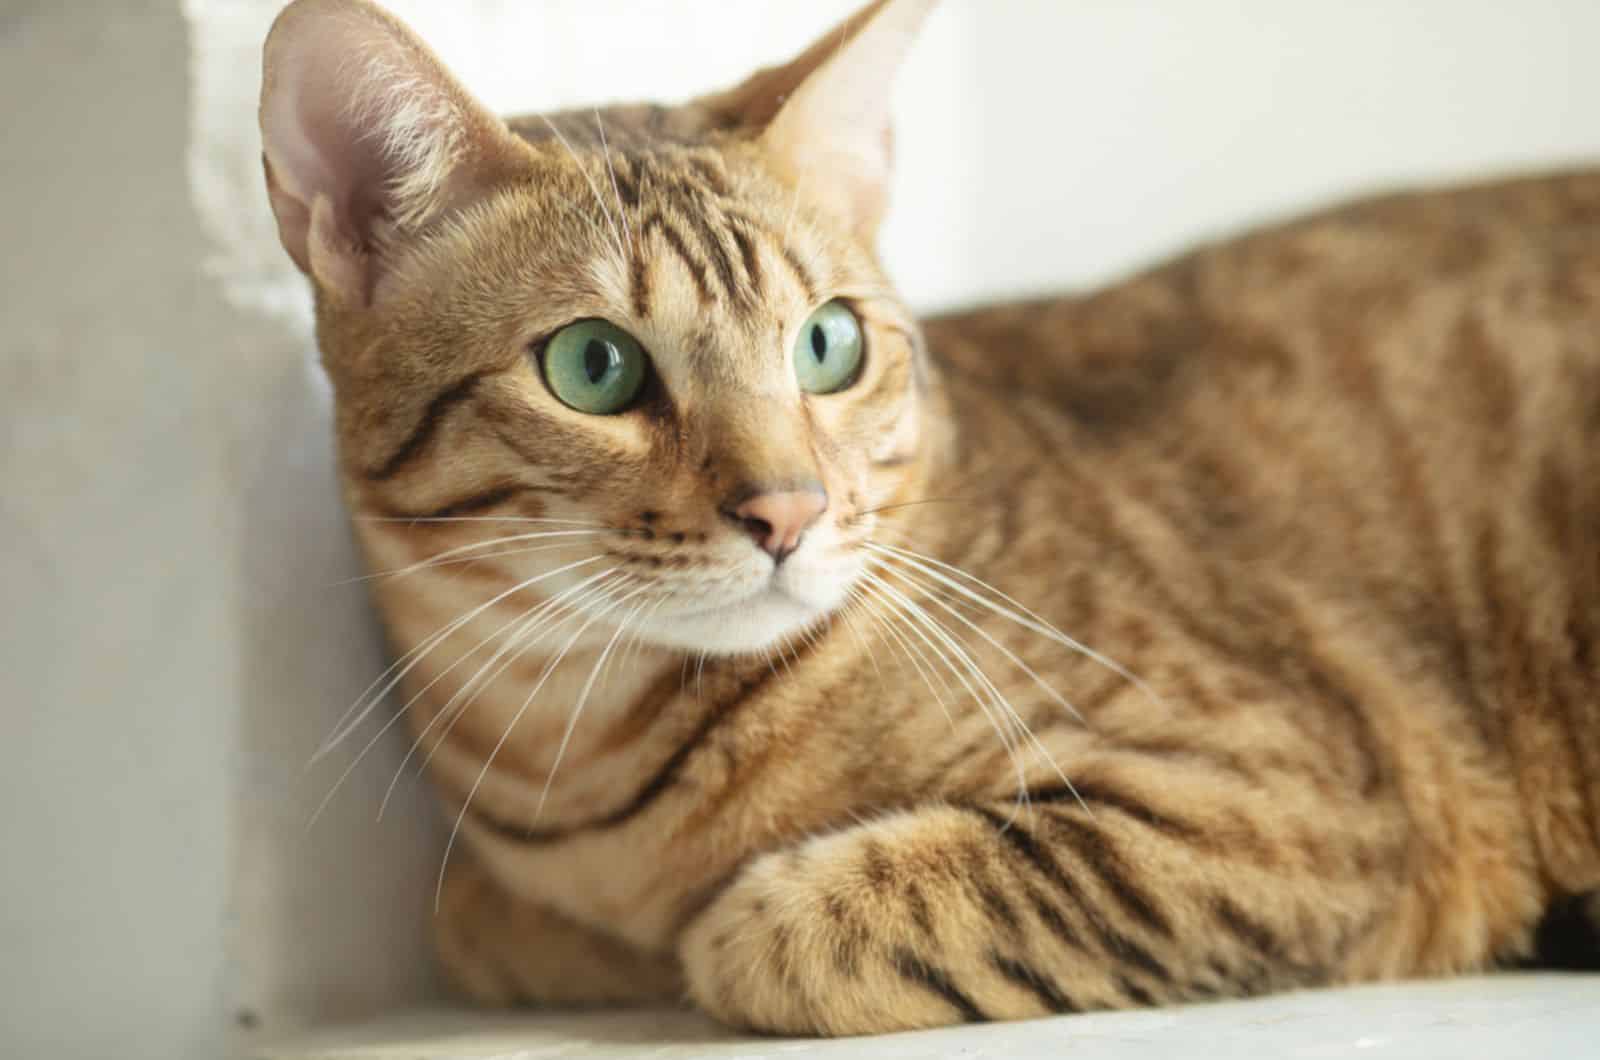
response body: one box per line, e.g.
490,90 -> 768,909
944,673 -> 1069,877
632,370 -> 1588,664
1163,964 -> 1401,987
262,978 -> 1599,1059
3,3 -> 1599,1059
1,8 -> 237,1059
184,0 -> 1600,322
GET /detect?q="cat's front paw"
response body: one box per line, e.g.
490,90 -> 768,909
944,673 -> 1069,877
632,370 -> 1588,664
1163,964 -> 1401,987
680,846 -> 906,1034
679,811 -> 1021,1035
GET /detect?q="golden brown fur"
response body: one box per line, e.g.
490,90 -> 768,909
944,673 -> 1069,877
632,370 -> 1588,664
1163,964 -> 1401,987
261,0 -> 1598,1035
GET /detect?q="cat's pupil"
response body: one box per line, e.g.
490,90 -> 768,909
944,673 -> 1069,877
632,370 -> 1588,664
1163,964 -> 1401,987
810,324 -> 828,362
584,339 -> 612,383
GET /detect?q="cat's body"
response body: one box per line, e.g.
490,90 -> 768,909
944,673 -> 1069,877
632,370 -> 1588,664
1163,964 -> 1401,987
261,0 -> 1599,1035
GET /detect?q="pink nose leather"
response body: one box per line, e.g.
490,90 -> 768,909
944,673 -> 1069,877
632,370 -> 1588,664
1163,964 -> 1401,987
731,489 -> 827,561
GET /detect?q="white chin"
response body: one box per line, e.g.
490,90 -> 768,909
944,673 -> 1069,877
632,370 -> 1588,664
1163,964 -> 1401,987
640,589 -> 829,656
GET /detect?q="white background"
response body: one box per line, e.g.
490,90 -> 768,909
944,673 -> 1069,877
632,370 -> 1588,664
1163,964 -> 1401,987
3,2 -> 1598,1058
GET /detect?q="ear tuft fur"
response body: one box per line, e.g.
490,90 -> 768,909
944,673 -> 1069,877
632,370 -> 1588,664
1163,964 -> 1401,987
344,47 -> 466,231
259,0 -> 526,304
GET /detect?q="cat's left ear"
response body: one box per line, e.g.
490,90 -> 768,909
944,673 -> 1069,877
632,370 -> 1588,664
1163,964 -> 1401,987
708,0 -> 939,242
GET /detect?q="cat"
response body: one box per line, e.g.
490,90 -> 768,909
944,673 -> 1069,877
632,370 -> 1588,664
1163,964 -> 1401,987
258,0 -> 1600,1035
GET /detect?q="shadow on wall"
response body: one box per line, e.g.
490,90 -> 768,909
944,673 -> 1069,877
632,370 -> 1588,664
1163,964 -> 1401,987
228,352 -> 448,1036
182,0 -> 451,1044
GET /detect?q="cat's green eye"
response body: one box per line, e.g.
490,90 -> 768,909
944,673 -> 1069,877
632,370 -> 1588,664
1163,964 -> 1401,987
793,301 -> 864,394
542,320 -> 649,415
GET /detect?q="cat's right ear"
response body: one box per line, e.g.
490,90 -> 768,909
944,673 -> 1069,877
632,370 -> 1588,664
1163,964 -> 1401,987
259,0 -> 527,306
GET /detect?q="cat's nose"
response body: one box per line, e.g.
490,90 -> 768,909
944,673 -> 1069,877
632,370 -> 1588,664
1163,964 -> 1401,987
723,485 -> 828,563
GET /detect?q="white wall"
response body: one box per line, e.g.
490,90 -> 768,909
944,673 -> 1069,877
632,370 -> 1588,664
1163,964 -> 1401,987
4,2 -> 1598,1057
3,8 -> 238,1059
189,0 -> 1600,319
960,1 -> 1600,301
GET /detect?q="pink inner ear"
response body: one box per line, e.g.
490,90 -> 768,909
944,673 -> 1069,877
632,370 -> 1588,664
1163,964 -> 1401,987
261,12 -> 399,264
261,2 -> 530,304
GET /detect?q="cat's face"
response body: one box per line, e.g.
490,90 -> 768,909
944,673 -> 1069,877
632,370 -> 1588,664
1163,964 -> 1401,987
338,134 -> 925,653
262,1 -> 940,655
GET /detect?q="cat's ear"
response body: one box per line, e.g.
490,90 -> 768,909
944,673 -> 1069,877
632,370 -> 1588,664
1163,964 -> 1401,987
259,0 -> 528,306
708,0 -> 938,242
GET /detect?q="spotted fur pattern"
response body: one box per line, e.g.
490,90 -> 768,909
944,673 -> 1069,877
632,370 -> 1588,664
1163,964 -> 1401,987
262,0 -> 1599,1035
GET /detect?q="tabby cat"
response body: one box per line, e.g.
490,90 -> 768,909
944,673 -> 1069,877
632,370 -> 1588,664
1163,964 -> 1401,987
259,0 -> 1599,1035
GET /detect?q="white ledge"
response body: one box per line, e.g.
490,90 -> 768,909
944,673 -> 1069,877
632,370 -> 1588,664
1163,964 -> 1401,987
259,974 -> 1597,1059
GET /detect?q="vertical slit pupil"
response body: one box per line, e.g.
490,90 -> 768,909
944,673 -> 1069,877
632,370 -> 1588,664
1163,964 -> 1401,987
584,339 -> 613,383
810,324 -> 828,361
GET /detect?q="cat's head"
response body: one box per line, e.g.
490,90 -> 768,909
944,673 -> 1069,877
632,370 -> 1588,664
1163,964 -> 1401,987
260,0 -> 939,654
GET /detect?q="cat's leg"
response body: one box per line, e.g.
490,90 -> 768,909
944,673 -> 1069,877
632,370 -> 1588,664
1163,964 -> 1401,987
678,791 -> 1408,1035
436,853 -> 682,1006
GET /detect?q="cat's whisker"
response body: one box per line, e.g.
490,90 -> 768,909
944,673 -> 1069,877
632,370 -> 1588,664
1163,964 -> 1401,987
835,591 -> 884,682
379,567 -> 626,820
864,555 -> 1090,821
627,598 -> 665,672
313,563 -> 617,832
547,195 -> 616,256
339,538 -> 601,586
347,529 -> 614,586
314,555 -> 606,761
311,596 -> 543,830
865,541 -> 1164,713
775,631 -> 797,677
864,573 -> 1024,771
593,109 -> 633,253
859,571 -> 1016,754
436,576 -> 641,911
313,563 -> 618,830
409,569 -> 632,782
355,515 -> 607,527
539,114 -> 626,262
425,570 -> 634,789
860,570 -> 1074,812
605,589 -> 660,691
538,589 -> 653,816
852,578 -> 958,729
860,521 -> 938,558
861,572 -> 987,708
866,555 -> 1086,726
618,593 -> 668,676
856,496 -> 979,520
796,620 -> 825,660
854,590 -> 919,691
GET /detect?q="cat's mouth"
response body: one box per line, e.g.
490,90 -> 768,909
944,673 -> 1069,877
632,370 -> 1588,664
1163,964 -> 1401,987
633,561 -> 855,656
667,578 -> 818,623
